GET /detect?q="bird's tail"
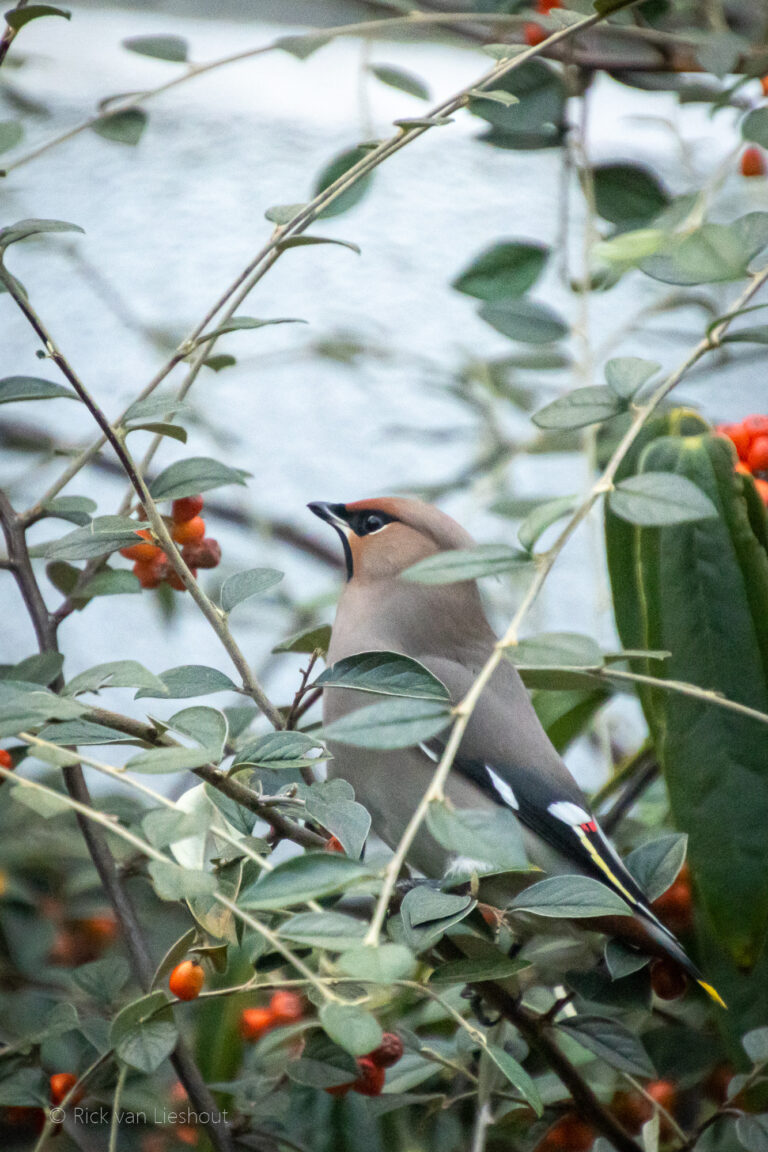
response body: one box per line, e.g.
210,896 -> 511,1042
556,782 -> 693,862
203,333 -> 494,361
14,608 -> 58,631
640,911 -> 726,1008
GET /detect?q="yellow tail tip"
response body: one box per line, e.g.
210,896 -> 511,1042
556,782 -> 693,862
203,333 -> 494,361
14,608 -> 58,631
698,979 -> 727,1009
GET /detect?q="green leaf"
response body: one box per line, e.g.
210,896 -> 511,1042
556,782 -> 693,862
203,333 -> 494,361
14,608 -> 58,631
203,353 -> 236,372
468,89 -> 520,107
122,35 -> 188,62
518,496 -> 578,552
272,624 -> 332,655
135,664 -> 236,700
402,544 -> 530,585
122,393 -> 195,423
124,420 -> 187,444
127,746 -> 218,773
64,659 -> 168,697
9,780 -> 71,815
479,298 -> 568,344
429,953 -> 529,986
486,1044 -> 542,1114
0,376 -> 75,403
453,241 -> 548,302
275,33 -> 330,60
5,5 -> 70,30
233,730 -> 326,770
507,632 -> 603,668
239,853 -> 372,909
277,235 -> 361,255
320,1002 -> 383,1057
743,108 -> 768,149
0,120 -> 23,154
743,1028 -> 768,1064
509,875 -> 633,918
167,706 -> 227,756
369,64 -> 429,100
468,60 -> 565,150
143,807 -> 209,849
641,217 -> 768,286
604,357 -> 660,400
79,568 -> 141,598
280,911 -> 367,951
92,108 -> 147,146
0,217 -> 83,248
72,956 -> 131,1002
0,1067 -> 47,1106
149,456 -> 250,501
320,695 -> 451,750
36,719 -> 135,745
194,315 -> 306,345
609,472 -> 718,526
301,778 -> 371,859
336,943 -> 416,983
220,567 -> 284,613
287,1036 -> 359,1089
43,515 -> 148,561
736,1114 -> 768,1152
316,651 -> 449,701
604,939 -> 649,981
7,652 -> 64,685
147,859 -> 217,900
427,800 -> 529,874
110,991 -> 178,1074
264,202 -> 306,224
533,385 -> 621,430
313,146 -> 374,219
625,834 -> 687,902
593,164 -> 669,227
41,495 -> 96,526
404,887 -> 473,928
558,1015 -> 656,1077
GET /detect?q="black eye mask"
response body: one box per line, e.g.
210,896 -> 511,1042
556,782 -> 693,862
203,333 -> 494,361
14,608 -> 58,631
347,509 -> 397,537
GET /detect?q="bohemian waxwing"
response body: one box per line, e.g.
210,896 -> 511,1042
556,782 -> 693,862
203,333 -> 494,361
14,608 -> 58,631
308,496 -> 722,1005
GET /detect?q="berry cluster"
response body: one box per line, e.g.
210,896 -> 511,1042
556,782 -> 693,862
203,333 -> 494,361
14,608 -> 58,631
716,416 -> 768,504
120,495 -> 222,590
239,990 -> 305,1040
325,1033 -> 404,1099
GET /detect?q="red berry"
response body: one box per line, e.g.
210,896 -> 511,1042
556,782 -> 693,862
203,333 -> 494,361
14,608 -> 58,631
269,990 -> 304,1025
172,516 -> 205,546
181,537 -> 222,570
367,1032 -> 404,1069
524,22 -> 547,46
325,1080 -> 353,1097
747,434 -> 768,472
611,1090 -> 652,1134
50,1072 -> 81,1106
652,863 -> 693,936
166,566 -> 196,592
169,960 -> 204,1001
352,1057 -> 385,1097
133,554 -> 169,589
744,415 -> 768,437
646,1080 -> 678,1138
325,835 -> 345,854
78,913 -> 118,948
716,422 -> 751,461
121,529 -> 162,562
762,77 -> 768,97
650,957 -> 688,1000
536,0 -> 561,11
0,749 -> 13,771
240,1006 -> 274,1041
172,495 -> 204,523
537,1114 -> 593,1151
741,147 -> 766,178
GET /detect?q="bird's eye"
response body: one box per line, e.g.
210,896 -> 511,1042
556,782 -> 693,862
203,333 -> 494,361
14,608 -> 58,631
362,513 -> 385,534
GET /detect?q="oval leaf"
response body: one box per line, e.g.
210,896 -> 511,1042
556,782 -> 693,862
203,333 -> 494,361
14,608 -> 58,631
221,568 -> 284,613
149,457 -> 250,501
509,875 -> 633,918
609,472 -> 718,526
320,696 -> 451,750
315,651 -> 449,701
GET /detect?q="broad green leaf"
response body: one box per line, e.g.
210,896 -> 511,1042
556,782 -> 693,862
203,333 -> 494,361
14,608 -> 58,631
743,108 -> 768,149
147,859 -> 217,900
0,217 -> 83,249
36,719 -> 135,745
43,515 -> 149,561
468,60 -> 565,150
743,1028 -> 768,1064
150,928 -> 197,991
625,834 -> 687,902
78,568 -> 141,598
126,746 -> 217,774
736,1114 -> 768,1152
122,34 -> 188,62
313,146 -> 374,219
336,943 -> 416,983
609,472 -> 718,526
275,33 -> 330,60
593,164 -> 669,227
429,954 -> 529,986
149,456 -> 250,501
468,89 -> 520,107
453,241 -> 548,301
315,651 -> 449,701
110,991 -> 178,1073
203,354 -> 236,371
239,852 -> 372,909
233,730 -> 326,770
92,109 -> 147,146
135,665 -> 237,699
518,496 -> 577,552
301,778 -> 370,859
220,567 -> 284,613
194,316 -> 305,345
558,1015 -> 656,1077
287,1036 -> 359,1088
124,420 -> 187,444
7,652 -> 64,685
320,695 -> 451,750
143,806 -> 210,849
393,116 -> 452,129
479,298 -> 568,344
641,216 -> 768,286
167,706 -> 227,756
604,357 -> 660,400
280,911 -> 367,951
486,1044 -> 543,1114
64,659 -> 168,697
277,235 -> 360,255
265,202 -> 306,224
319,1002 -> 383,1057
533,385 -> 621,430
72,956 -> 131,1002
41,495 -> 96,526
507,632 -> 603,668
9,781 -> 71,816
402,544 -> 530,584
122,393 -> 194,423
0,121 -> 23,154
369,64 -> 429,100
509,875 -> 633,918
0,376 -> 75,403
272,624 -> 332,655
427,801 -> 529,873
604,939 -> 649,980
5,5 -> 70,30
0,1067 -> 47,1106
398,886 -> 475,950
595,227 -> 666,267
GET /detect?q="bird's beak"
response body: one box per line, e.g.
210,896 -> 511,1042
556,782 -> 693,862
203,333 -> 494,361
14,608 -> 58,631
307,501 -> 349,531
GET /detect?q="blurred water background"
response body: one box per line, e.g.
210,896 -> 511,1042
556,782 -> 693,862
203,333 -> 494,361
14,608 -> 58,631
3,0 -> 767,792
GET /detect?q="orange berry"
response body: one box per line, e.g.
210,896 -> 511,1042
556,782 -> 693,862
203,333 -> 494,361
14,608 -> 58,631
747,434 -> 768,472
181,538 -> 221,570
50,1072 -> 81,1106
172,495 -> 204,523
538,1114 -> 594,1151
652,863 -> 693,936
755,477 -> 768,504
717,421 -> 751,461
166,566 -> 196,591
524,22 -> 547,46
736,461 -> 752,475
744,414 -> 768,437
240,1006 -> 274,1041
646,1080 -> 678,1138
367,1032 -> 404,1069
269,990 -> 304,1025
121,529 -> 163,562
175,1126 -> 198,1146
650,957 -> 688,1000
79,913 -> 118,948
536,0 -> 561,10
741,147 -> 766,178
169,960 -> 204,1001
352,1057 -> 385,1097
133,554 -> 169,589
0,749 -> 13,770
172,517 -> 205,545
325,835 -> 345,853
611,1090 -> 652,1134
762,76 -> 768,97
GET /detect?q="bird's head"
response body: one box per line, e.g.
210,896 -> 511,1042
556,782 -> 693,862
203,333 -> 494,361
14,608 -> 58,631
308,497 -> 474,583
